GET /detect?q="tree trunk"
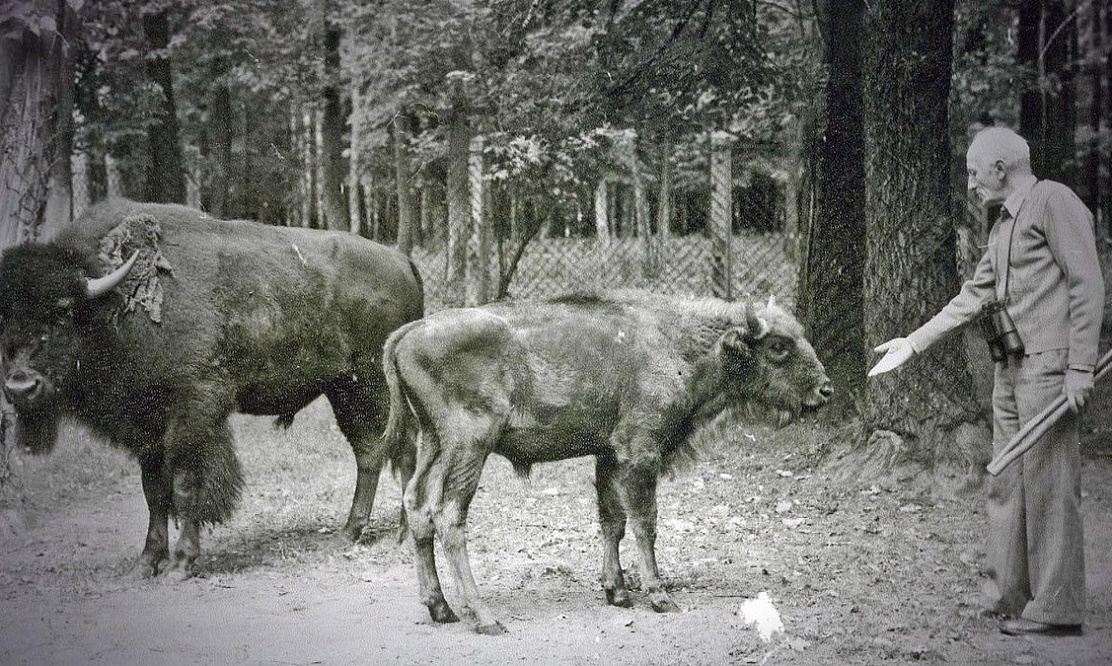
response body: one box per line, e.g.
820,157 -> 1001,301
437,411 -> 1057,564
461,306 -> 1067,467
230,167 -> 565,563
0,0 -> 71,247
418,185 -> 430,247
301,107 -> 314,227
594,178 -> 610,244
105,153 -> 124,198
861,0 -> 987,479
1019,0 -> 1075,184
1105,0 -> 1112,233
142,9 -> 186,204
202,68 -> 233,218
393,113 -> 415,254
1084,0 -> 1105,236
445,104 -> 470,306
348,83 -> 363,235
72,151 -> 89,219
360,173 -> 376,238
709,132 -> 733,300
314,106 -> 326,228
657,143 -> 673,240
42,0 -> 73,234
798,0 -> 867,412
320,24 -> 347,230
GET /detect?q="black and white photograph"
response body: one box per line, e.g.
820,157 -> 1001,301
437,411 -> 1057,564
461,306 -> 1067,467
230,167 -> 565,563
1,0 -> 1110,663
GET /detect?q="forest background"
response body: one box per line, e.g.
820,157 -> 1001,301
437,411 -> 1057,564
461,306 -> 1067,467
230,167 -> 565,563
1,0 -> 1111,485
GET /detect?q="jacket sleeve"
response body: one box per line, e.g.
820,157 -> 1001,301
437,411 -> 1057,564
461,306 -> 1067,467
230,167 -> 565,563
1043,188 -> 1105,371
906,242 -> 996,354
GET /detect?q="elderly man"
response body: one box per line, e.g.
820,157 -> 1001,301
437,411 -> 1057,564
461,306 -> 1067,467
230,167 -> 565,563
870,126 -> 1104,636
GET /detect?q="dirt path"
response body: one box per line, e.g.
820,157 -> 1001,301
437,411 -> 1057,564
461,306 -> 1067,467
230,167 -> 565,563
2,408 -> 1112,665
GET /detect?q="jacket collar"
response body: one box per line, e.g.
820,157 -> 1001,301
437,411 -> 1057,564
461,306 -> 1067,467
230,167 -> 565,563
1002,175 -> 1037,219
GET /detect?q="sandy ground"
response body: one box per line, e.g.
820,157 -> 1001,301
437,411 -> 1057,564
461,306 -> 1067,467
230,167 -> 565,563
2,404 -> 1111,665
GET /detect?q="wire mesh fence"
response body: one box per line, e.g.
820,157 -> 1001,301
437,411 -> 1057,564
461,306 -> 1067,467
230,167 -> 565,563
412,229 -> 801,314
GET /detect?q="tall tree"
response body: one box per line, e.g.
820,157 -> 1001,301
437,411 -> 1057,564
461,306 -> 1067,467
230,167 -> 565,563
861,0 -> 987,474
319,5 -> 347,230
1018,0 -> 1076,184
798,0 -> 866,414
1,0 -> 75,246
141,6 -> 186,203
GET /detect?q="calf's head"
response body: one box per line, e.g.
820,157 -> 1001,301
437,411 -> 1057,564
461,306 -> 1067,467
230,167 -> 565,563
0,244 -> 136,452
718,298 -> 832,426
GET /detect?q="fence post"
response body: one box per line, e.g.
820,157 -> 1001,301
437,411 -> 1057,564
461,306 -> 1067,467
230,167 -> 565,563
594,178 -> 609,245
710,131 -> 734,300
467,135 -> 491,305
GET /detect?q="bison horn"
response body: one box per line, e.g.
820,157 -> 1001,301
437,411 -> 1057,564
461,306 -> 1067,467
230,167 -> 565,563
86,251 -> 139,298
745,303 -> 770,339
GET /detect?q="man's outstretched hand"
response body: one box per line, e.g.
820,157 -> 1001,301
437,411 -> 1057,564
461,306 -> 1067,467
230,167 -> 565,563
868,338 -> 914,377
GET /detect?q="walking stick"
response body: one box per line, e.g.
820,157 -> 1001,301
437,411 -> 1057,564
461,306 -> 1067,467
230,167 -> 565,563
987,347 -> 1112,476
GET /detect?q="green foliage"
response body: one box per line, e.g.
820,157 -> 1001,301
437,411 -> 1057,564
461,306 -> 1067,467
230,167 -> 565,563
68,0 -> 1041,235
950,1 -> 1025,138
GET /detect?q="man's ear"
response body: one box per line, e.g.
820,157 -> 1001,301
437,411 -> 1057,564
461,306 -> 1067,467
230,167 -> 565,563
992,159 -> 1008,181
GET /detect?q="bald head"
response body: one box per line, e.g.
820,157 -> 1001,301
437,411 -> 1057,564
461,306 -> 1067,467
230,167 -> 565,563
966,127 -> 1035,205
967,127 -> 1031,175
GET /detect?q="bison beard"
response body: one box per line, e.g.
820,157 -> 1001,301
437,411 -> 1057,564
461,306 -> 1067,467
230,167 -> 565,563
0,199 -> 424,578
9,409 -> 59,456
382,291 -> 832,634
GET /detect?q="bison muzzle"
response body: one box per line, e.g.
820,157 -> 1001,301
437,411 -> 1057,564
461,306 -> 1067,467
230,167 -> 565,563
382,291 -> 832,634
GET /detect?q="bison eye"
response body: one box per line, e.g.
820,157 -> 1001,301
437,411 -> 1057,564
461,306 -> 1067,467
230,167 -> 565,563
767,337 -> 793,362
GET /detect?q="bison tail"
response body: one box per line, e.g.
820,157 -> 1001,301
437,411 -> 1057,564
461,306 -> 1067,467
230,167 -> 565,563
381,320 -> 422,450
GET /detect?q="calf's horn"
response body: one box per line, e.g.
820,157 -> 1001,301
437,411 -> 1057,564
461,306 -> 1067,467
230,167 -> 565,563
745,303 -> 770,339
86,251 -> 139,298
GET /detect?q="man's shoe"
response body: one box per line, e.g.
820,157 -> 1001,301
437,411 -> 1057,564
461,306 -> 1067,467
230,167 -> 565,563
1000,618 -> 1083,636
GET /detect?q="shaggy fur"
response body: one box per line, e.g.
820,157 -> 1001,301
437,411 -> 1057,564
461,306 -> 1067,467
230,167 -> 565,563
0,199 -> 424,577
382,290 -> 832,633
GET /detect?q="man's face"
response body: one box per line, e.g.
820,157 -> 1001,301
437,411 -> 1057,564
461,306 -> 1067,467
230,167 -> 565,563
966,152 -> 1006,204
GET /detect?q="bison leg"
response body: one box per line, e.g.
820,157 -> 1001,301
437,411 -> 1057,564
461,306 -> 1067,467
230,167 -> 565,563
162,410 -> 242,578
595,456 -> 631,608
621,464 -> 680,613
431,419 -> 505,634
167,469 -> 203,579
404,429 -> 458,624
133,456 -> 172,578
328,383 -> 390,541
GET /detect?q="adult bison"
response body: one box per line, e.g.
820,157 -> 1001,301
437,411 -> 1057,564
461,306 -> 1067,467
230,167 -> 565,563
0,199 -> 423,577
382,291 -> 832,633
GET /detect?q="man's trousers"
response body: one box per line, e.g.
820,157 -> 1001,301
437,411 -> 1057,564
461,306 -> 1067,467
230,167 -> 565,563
984,349 -> 1085,624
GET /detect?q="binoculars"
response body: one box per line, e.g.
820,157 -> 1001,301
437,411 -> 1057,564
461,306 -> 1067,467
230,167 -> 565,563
979,299 -> 1025,362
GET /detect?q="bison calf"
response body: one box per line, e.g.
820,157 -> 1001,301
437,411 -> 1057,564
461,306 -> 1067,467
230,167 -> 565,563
0,199 -> 423,577
382,291 -> 832,633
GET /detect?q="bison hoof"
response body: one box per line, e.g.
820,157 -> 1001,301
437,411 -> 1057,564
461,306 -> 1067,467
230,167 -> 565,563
606,588 -> 633,608
429,600 -> 460,624
127,561 -> 160,580
339,523 -> 365,542
166,557 -> 197,580
650,596 -> 681,613
475,621 -> 508,636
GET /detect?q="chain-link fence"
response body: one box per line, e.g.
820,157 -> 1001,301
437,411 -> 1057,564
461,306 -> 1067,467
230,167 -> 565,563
410,133 -> 800,313
412,230 -> 800,314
